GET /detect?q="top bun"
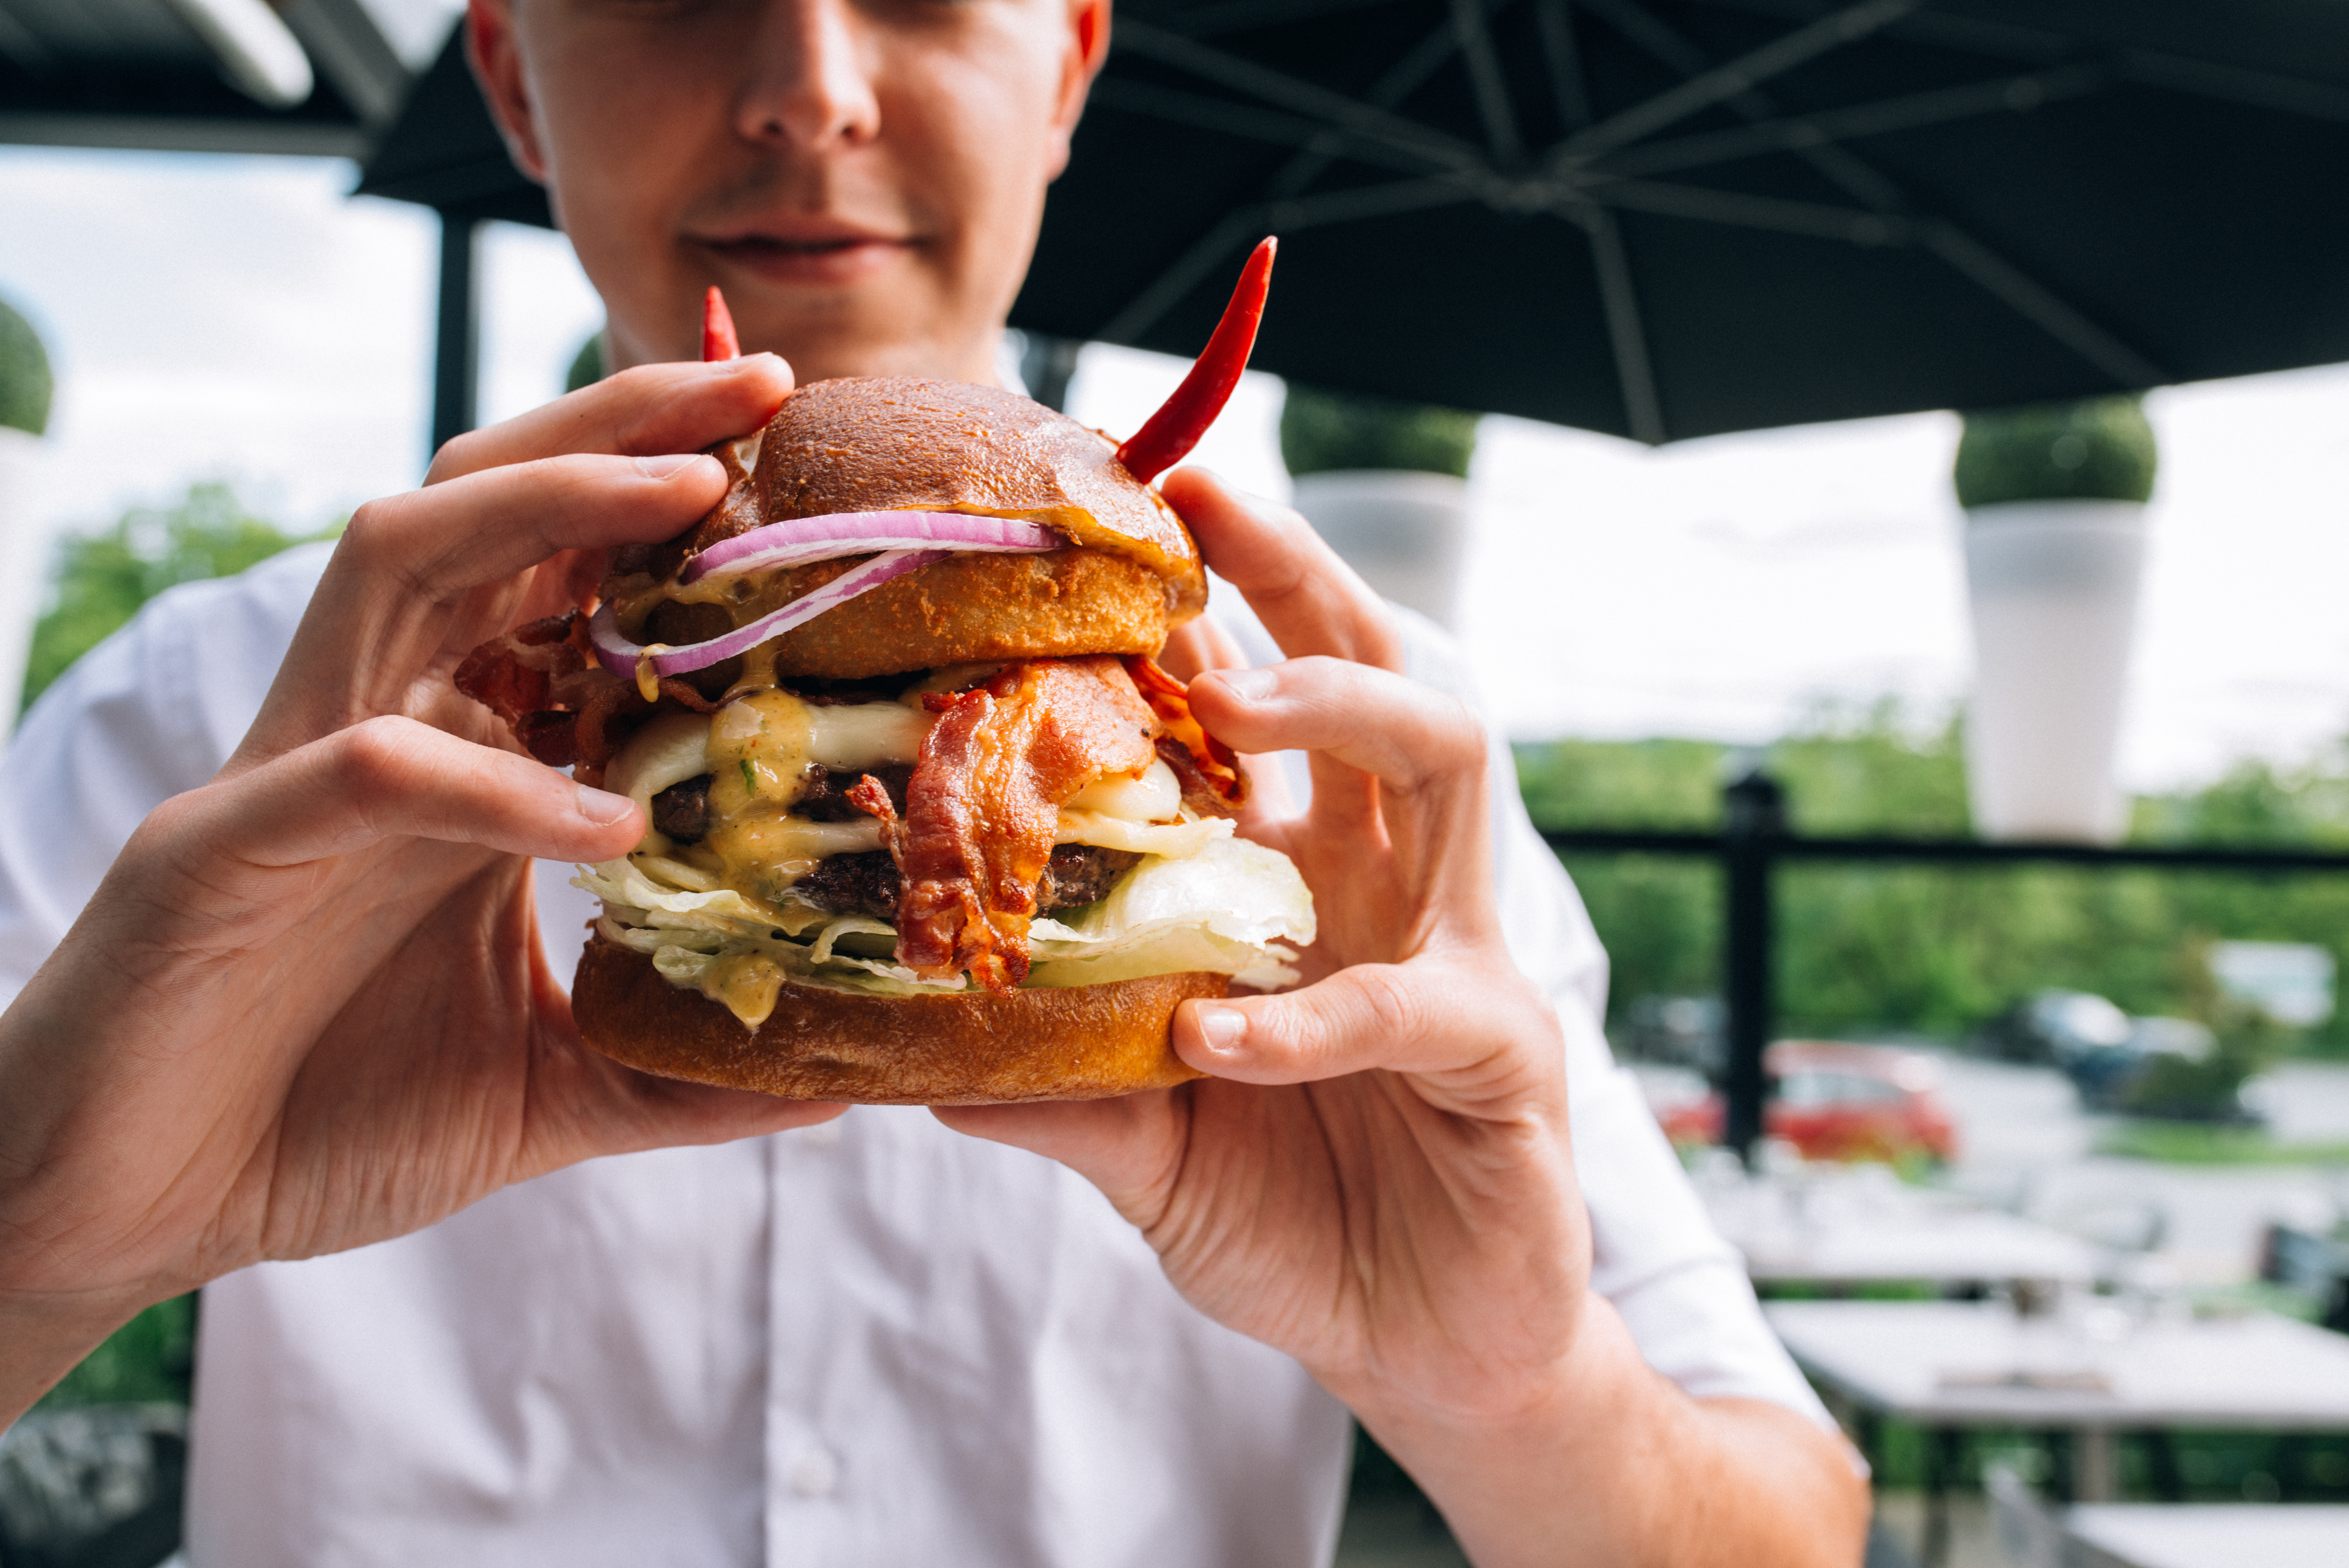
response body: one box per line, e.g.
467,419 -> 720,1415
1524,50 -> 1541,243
607,378 -> 1208,680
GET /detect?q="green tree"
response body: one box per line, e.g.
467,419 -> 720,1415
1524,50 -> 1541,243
1773,700 -> 1969,836
23,482 -> 340,713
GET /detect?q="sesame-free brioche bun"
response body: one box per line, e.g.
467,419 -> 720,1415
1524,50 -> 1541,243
573,934 -> 1219,1103
608,377 -> 1208,681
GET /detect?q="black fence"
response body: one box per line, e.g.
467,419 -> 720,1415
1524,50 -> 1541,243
1541,771 -> 2349,1158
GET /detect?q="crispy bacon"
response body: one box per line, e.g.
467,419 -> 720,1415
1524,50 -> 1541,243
452,609 -> 716,786
452,612 -> 587,726
1124,655 -> 1247,816
517,711 -> 581,768
892,657 -> 1159,992
845,772 -> 904,845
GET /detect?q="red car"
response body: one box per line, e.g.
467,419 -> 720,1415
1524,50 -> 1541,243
1655,1040 -> 1960,1165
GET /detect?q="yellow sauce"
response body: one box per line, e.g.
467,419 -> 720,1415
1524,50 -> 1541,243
704,813 -> 888,899
699,950 -> 784,1031
706,690 -> 819,817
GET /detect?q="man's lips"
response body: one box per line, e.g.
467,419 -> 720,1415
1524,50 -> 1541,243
692,228 -> 920,285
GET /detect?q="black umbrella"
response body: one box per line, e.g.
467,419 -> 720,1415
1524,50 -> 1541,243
1030,0 -> 2349,440
360,2 -> 2349,442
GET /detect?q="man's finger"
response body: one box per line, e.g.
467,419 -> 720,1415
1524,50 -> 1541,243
1189,657 -> 1484,794
167,716 -> 643,875
425,355 -> 794,483
1189,656 -> 1495,929
331,451 -> 729,607
1159,468 -> 1404,671
1172,960 -> 1558,1094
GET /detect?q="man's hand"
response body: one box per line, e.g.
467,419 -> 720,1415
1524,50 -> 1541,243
938,470 -> 1868,1567
0,355 -> 843,1424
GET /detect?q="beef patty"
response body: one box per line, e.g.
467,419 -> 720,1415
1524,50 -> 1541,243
647,770 -> 1144,920
796,845 -> 1143,922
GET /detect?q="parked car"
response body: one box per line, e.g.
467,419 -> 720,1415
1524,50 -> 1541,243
1617,993 -> 1725,1074
1652,1040 -> 1960,1165
2062,1014 -> 2207,1111
1978,989 -> 2131,1067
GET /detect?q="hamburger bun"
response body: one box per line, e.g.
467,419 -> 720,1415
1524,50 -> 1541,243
606,377 -> 1208,680
575,934 -> 1220,1103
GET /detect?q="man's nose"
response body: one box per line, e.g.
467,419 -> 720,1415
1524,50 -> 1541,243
736,0 -> 882,151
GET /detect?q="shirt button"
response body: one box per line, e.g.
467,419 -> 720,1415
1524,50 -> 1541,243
789,1444 -> 839,1498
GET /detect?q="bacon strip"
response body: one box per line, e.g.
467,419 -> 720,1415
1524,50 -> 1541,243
453,609 -> 715,786
893,657 -> 1159,992
453,612 -> 586,726
1124,655 -> 1247,816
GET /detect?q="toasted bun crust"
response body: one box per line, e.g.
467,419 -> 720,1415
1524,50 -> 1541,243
573,934 -> 1220,1103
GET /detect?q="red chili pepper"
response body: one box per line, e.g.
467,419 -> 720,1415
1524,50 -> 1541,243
702,285 -> 741,362
1114,237 -> 1276,485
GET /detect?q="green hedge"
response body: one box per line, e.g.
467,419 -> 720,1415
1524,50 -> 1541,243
1280,384 -> 1479,478
0,294 -> 53,437
37,1294 -> 196,1410
1954,395 -> 2157,508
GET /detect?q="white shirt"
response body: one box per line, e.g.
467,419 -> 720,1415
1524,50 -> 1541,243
0,543 -> 1827,1567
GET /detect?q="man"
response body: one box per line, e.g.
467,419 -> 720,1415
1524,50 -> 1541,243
0,2 -> 1868,1563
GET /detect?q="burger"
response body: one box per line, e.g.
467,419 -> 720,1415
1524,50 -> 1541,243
456,260 -> 1312,1104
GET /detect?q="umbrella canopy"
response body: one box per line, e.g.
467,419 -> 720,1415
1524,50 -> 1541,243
1039,0 -> 2349,440
356,1 -> 2349,441
0,0 -> 408,155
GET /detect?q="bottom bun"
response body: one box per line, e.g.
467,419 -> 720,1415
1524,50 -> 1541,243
572,934 -> 1220,1104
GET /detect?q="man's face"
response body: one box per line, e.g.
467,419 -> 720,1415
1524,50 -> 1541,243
472,0 -> 1107,385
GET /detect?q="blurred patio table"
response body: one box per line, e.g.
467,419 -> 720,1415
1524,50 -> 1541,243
1696,1162 -> 2100,1292
2065,1503 -> 2349,1568
1766,1300 -> 2349,1565
1732,1206 -> 2099,1292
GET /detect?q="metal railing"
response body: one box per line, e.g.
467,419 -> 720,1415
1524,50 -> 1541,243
1540,771 -> 2349,1158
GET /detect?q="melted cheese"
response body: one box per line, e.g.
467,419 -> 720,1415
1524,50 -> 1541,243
606,712 -> 724,856
1065,759 -> 1181,822
1055,811 -> 1230,857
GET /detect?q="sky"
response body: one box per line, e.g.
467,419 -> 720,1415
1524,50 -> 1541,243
2,142 -> 2347,794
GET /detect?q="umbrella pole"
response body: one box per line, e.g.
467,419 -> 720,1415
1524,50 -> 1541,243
431,210 -> 481,463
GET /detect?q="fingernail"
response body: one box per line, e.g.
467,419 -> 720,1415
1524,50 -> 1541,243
634,453 -> 704,479
1217,667 -> 1276,702
574,786 -> 637,827
1196,1005 -> 1247,1056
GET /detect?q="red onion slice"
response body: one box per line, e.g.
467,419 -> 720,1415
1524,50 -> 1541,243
590,547 -> 948,679
682,511 -> 1062,584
